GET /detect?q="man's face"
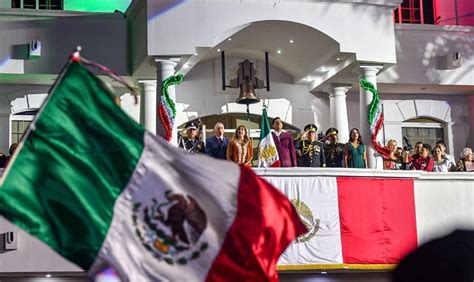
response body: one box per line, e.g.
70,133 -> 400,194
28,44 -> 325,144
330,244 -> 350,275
395,148 -> 403,158
214,123 -> 224,137
416,143 -> 423,154
308,131 -> 316,141
328,134 -> 337,144
273,119 -> 283,132
187,128 -> 197,139
421,147 -> 430,158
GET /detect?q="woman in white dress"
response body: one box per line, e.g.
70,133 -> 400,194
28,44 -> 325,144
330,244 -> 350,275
432,147 -> 450,172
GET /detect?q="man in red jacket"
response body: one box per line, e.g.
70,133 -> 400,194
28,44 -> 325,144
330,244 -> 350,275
408,143 -> 434,171
271,117 -> 297,167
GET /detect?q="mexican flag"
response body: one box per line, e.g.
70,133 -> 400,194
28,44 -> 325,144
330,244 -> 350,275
258,108 -> 280,168
360,79 -> 390,159
0,58 -> 306,281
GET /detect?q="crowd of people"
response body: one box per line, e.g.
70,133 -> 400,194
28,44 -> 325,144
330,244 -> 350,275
383,139 -> 473,172
178,118 -> 473,172
178,118 -> 366,168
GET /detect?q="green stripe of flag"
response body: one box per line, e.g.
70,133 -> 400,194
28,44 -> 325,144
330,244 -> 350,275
259,108 -> 271,140
0,61 -> 145,269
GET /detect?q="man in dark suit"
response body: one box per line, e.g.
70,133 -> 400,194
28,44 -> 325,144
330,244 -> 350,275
205,122 -> 228,160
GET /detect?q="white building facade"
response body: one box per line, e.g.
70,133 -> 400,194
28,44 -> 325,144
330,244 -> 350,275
1,0 -> 474,279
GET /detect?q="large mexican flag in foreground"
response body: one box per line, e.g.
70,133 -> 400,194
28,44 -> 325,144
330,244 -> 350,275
0,59 -> 306,281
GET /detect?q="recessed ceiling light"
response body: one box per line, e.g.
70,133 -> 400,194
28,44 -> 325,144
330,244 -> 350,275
289,39 -> 294,44
194,52 -> 198,56
321,271 -> 327,274
336,57 -> 341,61
277,49 -> 282,54
227,37 -> 232,41
45,274 -> 52,278
183,64 -> 190,69
217,49 -> 221,52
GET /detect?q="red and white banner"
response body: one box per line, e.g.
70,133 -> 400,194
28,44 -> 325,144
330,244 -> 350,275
264,176 -> 474,269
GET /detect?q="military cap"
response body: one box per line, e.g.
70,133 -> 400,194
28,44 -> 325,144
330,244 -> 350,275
185,122 -> 198,130
325,127 -> 339,136
304,124 -> 317,132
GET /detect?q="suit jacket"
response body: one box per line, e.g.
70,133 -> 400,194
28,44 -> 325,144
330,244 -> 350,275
205,136 -> 229,160
272,131 -> 297,167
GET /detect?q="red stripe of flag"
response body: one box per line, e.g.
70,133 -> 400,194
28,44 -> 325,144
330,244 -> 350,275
206,166 -> 306,281
337,177 -> 417,264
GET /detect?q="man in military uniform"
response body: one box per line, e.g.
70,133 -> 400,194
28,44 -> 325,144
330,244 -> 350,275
295,124 -> 325,167
179,122 -> 204,154
323,127 -> 344,167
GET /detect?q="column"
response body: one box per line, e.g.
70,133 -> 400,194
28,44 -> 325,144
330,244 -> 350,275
155,59 -> 179,146
327,83 -> 351,143
138,80 -> 157,135
359,65 -> 383,169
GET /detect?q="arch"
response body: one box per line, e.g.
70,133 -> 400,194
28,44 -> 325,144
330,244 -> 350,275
383,99 -> 455,156
204,20 -> 342,81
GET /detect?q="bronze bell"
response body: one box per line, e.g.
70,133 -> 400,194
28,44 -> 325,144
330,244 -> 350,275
236,81 -> 260,105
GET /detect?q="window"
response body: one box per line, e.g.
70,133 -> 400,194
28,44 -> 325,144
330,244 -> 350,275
402,117 -> 444,152
11,0 -> 20,8
11,0 -> 63,10
10,110 -> 36,146
394,0 -> 435,24
39,0 -> 62,10
11,120 -> 31,144
23,0 -> 36,9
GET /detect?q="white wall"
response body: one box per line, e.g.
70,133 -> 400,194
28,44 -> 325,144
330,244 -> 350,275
0,217 -> 82,273
0,14 -> 129,75
380,94 -> 470,158
146,1 -> 397,64
379,24 -> 474,86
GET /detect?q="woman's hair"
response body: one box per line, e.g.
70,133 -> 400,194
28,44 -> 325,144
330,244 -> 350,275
460,147 -> 472,159
386,139 -> 397,147
234,125 -> 250,143
348,128 -> 363,144
9,143 -> 18,155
